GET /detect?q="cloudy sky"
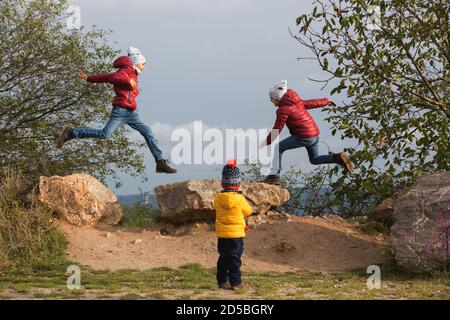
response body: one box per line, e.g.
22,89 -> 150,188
71,0 -> 348,195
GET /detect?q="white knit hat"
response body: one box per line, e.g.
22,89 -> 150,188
127,47 -> 146,65
269,80 -> 288,100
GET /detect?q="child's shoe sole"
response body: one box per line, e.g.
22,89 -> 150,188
338,153 -> 354,173
55,125 -> 73,148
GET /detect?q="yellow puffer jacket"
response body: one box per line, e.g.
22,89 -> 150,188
214,191 -> 253,238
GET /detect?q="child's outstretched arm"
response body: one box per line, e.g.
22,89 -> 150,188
303,98 -> 333,110
80,69 -> 133,88
261,109 -> 288,147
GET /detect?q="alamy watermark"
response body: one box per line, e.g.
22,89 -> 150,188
66,265 -> 81,290
170,121 -> 279,172
66,4 -> 81,30
366,265 -> 381,290
366,5 -> 382,31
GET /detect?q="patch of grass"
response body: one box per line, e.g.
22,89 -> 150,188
14,284 -> 31,294
146,291 -> 165,299
176,293 -> 193,299
34,291 -> 64,299
349,215 -> 390,236
0,170 -> 67,266
358,221 -> 389,236
0,257 -> 448,300
120,203 -> 161,228
120,293 -> 142,300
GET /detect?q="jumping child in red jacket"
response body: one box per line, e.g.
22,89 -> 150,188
260,80 -> 353,184
55,47 -> 176,174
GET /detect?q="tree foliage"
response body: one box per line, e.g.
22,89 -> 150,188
293,0 -> 449,215
242,160 -> 340,216
0,0 -> 145,185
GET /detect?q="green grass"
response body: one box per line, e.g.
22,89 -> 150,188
0,258 -> 448,300
0,170 -> 67,266
120,204 -> 161,228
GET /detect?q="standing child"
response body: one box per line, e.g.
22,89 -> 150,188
260,80 -> 353,184
55,47 -> 176,174
214,160 -> 253,290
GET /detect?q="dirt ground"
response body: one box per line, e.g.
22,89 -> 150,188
58,215 -> 388,272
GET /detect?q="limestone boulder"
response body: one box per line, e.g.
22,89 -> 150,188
39,174 -> 123,227
155,180 -> 290,223
391,171 -> 450,271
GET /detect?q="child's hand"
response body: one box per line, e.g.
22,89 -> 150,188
259,141 -> 267,149
130,79 -> 137,90
79,73 -> 88,80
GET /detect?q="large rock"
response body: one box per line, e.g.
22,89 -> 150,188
155,180 -> 290,223
391,171 -> 450,271
39,174 -> 123,227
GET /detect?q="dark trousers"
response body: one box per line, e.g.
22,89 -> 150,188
217,238 -> 244,286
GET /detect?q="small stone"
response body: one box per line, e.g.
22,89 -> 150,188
376,233 -> 385,241
133,239 -> 142,245
105,232 -> 112,238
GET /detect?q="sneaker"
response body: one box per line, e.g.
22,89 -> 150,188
156,159 -> 177,174
333,152 -> 354,173
231,283 -> 244,290
218,281 -> 231,290
55,125 -> 74,148
262,175 -> 281,185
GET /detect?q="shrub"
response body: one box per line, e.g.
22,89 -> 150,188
0,170 -> 66,267
120,203 -> 162,228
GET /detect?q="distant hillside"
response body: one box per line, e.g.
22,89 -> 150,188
117,193 -> 159,208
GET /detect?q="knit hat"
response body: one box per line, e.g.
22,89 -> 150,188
127,47 -> 146,65
269,80 -> 288,100
221,159 -> 241,190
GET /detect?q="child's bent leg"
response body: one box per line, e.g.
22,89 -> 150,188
127,113 -> 163,161
269,136 -> 307,175
305,137 -> 334,165
73,107 -> 126,139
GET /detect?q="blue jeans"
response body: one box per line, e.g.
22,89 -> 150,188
270,135 -> 334,175
217,238 -> 244,286
73,106 -> 163,161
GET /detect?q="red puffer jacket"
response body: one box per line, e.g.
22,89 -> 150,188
265,89 -> 330,144
87,56 -> 139,111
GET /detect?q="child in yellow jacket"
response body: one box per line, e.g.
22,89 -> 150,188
214,159 -> 253,290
